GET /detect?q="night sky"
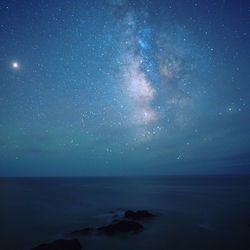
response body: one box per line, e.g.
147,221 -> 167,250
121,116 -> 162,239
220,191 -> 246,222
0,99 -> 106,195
0,0 -> 249,176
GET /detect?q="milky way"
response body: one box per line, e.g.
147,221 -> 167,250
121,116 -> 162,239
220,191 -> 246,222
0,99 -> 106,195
108,1 -> 201,141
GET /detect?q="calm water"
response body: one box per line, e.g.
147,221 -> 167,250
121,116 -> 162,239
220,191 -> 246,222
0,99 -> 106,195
0,176 -> 249,250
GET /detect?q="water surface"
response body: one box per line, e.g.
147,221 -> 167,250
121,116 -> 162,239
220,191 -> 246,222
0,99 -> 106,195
0,175 -> 249,250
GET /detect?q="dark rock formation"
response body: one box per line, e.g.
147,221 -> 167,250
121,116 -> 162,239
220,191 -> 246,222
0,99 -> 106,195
31,239 -> 81,250
124,210 -> 154,219
71,227 -> 94,236
98,220 -> 143,235
68,209 -> 154,239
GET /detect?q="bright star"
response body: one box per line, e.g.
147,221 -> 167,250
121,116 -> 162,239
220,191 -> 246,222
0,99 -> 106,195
11,61 -> 19,69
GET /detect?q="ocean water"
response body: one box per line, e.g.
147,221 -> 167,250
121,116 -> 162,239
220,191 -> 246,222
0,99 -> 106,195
0,175 -> 249,250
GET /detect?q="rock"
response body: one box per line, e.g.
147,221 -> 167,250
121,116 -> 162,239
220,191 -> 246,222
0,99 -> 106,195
124,210 -> 154,219
31,239 -> 81,250
71,227 -> 94,236
98,220 -> 143,235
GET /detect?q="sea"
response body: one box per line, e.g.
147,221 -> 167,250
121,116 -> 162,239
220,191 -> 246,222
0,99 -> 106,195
0,175 -> 249,250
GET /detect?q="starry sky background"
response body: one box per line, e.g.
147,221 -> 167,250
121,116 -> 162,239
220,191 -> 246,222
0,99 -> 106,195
0,0 -> 249,176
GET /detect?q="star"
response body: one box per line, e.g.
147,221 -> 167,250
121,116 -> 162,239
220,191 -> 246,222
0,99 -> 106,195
11,61 -> 19,69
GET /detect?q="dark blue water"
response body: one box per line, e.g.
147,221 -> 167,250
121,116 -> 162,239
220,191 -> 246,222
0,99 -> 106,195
0,176 -> 249,250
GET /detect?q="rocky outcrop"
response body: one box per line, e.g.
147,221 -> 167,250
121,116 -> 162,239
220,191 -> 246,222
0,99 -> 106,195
31,209 -> 155,249
97,220 -> 143,235
31,239 -> 81,250
124,210 -> 154,219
